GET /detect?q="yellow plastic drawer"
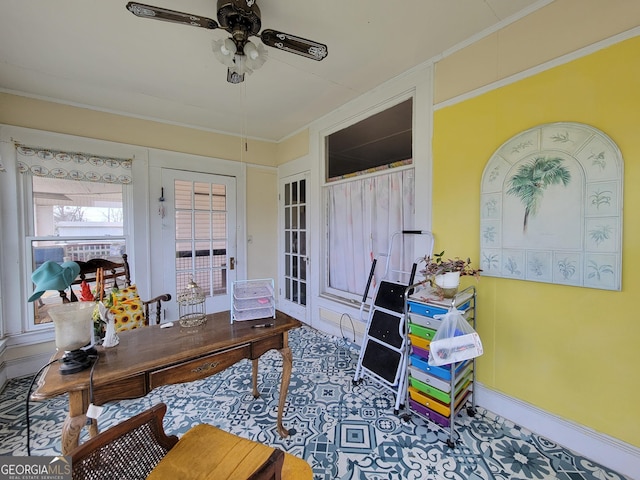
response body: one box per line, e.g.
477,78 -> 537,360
408,333 -> 431,350
408,385 -> 471,417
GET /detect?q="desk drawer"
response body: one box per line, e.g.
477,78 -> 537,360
93,374 -> 146,405
149,344 -> 250,389
251,334 -> 284,358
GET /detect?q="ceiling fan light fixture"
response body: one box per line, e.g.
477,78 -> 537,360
221,37 -> 237,56
244,41 -> 268,71
212,37 -> 237,67
243,40 -> 259,60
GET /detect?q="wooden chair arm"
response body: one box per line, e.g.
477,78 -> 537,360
143,293 -> 172,325
70,403 -> 178,480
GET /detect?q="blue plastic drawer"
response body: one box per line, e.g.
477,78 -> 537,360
407,301 -> 448,317
407,300 -> 471,318
409,353 -> 470,381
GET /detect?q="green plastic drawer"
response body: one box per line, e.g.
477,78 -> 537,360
409,371 -> 473,404
408,323 -> 437,340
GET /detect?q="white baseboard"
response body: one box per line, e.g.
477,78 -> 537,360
317,306 -> 367,346
476,384 -> 639,480
4,351 -> 53,381
0,363 -> 7,392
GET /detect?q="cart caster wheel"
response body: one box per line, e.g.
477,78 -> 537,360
446,439 -> 456,449
399,414 -> 411,422
467,407 -> 476,417
352,379 -> 362,386
393,409 -> 399,415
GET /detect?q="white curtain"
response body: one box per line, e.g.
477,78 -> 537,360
328,168 -> 414,297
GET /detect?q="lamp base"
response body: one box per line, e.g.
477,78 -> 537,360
60,347 -> 97,375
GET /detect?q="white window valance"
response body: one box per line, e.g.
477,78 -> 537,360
16,144 -> 132,184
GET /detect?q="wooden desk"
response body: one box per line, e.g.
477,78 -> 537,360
32,310 -> 301,455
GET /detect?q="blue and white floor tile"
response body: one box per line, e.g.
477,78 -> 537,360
0,325 -> 630,479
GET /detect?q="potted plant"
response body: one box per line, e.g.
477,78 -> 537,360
421,251 -> 481,297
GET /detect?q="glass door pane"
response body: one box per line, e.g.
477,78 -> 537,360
174,180 -> 228,297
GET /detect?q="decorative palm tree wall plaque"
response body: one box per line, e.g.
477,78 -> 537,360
507,156 -> 572,233
480,122 -> 623,290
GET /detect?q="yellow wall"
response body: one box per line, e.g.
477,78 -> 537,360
0,93 -> 278,166
0,92 -> 280,281
276,129 -> 309,165
433,36 -> 640,446
246,167 -> 278,280
435,0 -> 640,104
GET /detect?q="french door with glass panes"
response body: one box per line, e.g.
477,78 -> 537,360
279,173 -> 309,320
162,169 -> 236,319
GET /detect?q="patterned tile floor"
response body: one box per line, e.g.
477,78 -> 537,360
0,325 -> 631,479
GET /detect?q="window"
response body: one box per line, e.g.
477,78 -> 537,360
323,99 -> 415,302
29,176 -> 125,324
16,144 -> 132,326
326,98 -> 412,181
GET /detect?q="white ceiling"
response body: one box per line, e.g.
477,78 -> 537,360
0,0 -> 545,142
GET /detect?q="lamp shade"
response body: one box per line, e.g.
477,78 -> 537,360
221,37 -> 236,56
244,41 -> 268,71
243,40 -> 259,60
212,37 -> 237,67
48,302 -> 94,351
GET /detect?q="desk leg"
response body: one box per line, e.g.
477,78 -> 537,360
252,358 -> 260,398
61,390 -> 98,455
276,345 -> 293,438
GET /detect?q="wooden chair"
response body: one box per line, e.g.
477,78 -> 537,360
60,254 -> 171,326
70,403 -> 312,480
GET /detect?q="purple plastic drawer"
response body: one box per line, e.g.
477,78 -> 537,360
409,399 -> 451,427
411,345 -> 430,360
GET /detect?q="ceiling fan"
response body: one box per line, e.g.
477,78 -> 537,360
126,1 -> 328,84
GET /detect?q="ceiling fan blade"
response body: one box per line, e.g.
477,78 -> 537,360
126,2 -> 219,30
260,29 -> 328,61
